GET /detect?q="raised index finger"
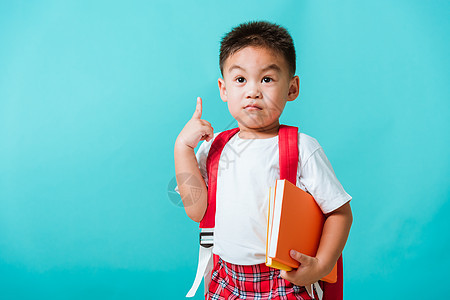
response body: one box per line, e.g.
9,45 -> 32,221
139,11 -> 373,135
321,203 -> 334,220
192,97 -> 202,119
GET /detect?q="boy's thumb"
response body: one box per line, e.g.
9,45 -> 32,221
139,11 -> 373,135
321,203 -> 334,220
290,250 -> 309,264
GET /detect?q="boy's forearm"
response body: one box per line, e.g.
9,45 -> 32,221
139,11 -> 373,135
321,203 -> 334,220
316,202 -> 353,276
174,141 -> 208,222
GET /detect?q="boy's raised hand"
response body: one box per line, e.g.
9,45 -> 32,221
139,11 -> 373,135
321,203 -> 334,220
176,97 -> 214,150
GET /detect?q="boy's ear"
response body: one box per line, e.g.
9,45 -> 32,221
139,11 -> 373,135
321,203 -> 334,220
287,75 -> 300,101
218,78 -> 228,102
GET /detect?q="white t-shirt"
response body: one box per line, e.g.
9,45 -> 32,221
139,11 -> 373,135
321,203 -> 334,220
194,130 -> 352,266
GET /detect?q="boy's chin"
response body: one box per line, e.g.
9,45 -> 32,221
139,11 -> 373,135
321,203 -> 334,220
237,119 -> 280,131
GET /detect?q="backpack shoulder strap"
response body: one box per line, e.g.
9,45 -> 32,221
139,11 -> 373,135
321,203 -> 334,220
200,128 -> 240,228
187,128 -> 240,297
278,125 -> 298,183
279,125 -> 343,300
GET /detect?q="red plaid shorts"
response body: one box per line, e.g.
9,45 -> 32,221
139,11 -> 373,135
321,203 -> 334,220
207,257 -> 312,300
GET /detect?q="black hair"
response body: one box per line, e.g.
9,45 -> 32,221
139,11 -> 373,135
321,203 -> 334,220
219,21 -> 296,76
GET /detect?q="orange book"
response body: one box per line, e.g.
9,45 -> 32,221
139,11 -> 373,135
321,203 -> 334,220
266,179 -> 337,283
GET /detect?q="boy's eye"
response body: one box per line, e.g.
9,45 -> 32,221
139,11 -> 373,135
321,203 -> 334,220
236,77 -> 246,83
262,77 -> 273,83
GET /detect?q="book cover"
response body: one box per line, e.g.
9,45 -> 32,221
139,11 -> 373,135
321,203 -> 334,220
266,179 -> 337,283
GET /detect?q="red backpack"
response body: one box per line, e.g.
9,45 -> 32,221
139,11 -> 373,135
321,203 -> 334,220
187,125 -> 343,299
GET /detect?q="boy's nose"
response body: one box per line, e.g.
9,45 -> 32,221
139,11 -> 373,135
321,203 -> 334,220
245,83 -> 262,99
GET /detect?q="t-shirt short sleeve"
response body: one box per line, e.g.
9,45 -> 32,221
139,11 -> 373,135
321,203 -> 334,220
297,133 -> 352,214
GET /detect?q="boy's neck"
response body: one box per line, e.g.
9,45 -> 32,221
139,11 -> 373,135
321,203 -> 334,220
237,123 -> 280,139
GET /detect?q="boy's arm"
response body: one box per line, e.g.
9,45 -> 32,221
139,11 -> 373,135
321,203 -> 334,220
174,97 -> 213,223
280,202 -> 353,286
174,145 -> 208,222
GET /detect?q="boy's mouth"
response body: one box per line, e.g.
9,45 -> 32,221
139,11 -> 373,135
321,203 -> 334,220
244,104 -> 262,110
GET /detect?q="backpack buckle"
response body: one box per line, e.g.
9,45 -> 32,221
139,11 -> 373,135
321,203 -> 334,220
199,228 -> 214,248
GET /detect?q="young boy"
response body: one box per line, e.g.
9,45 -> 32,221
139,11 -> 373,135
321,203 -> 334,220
175,21 -> 353,299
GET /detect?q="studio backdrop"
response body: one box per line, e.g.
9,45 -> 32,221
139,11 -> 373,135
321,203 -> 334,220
0,1 -> 448,299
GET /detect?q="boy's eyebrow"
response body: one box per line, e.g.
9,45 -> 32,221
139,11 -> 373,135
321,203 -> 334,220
261,64 -> 282,73
228,64 -> 282,73
228,65 -> 245,73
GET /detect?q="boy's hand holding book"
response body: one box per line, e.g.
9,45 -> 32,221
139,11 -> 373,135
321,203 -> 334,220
279,250 -> 330,287
176,97 -> 214,150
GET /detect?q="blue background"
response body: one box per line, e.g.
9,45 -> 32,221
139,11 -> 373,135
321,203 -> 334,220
1,0 -> 449,299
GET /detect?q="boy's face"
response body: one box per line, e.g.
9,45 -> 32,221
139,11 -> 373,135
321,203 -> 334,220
218,46 -> 299,135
